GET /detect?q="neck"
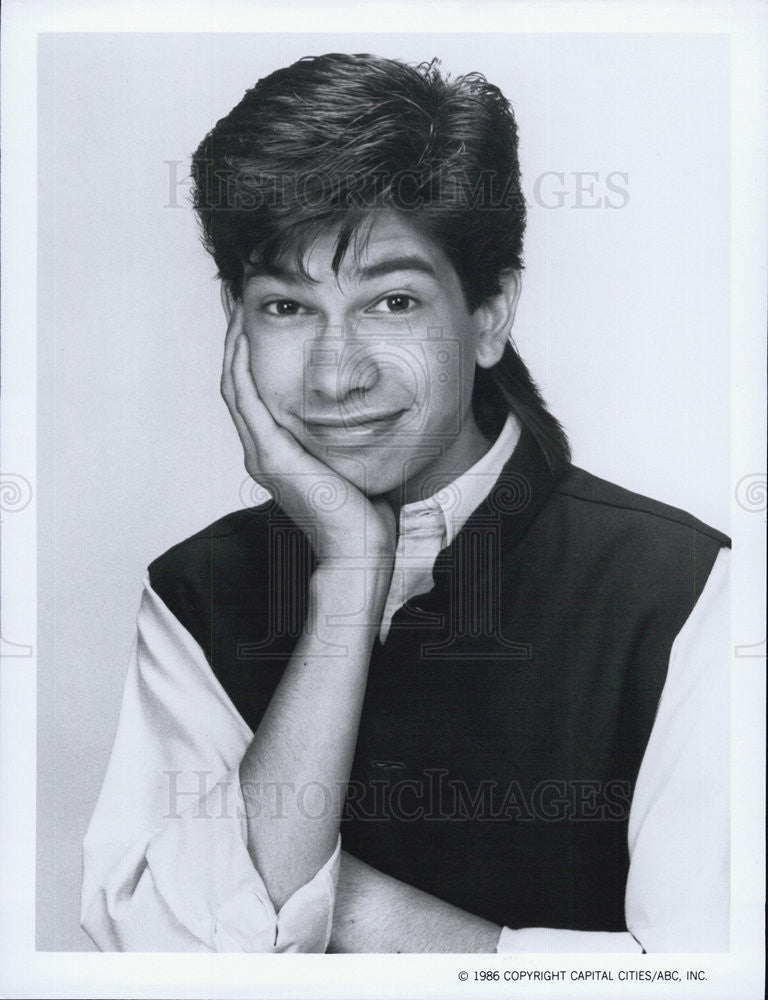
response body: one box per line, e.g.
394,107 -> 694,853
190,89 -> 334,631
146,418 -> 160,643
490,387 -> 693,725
385,410 -> 493,510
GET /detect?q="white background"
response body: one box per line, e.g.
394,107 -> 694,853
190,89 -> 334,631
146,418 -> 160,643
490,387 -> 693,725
1,1 -> 765,998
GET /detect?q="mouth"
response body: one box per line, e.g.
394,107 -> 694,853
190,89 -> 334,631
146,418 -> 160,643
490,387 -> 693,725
304,409 -> 407,434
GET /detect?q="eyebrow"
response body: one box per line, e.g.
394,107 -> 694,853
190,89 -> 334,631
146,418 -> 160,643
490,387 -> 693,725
255,254 -> 439,284
357,255 -> 439,282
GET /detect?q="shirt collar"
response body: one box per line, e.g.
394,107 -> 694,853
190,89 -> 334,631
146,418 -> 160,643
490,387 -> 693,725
397,413 -> 522,543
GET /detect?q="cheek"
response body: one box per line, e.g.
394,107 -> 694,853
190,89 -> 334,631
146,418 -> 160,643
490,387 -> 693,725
426,373 -> 473,431
245,337 -> 290,412
422,329 -> 477,413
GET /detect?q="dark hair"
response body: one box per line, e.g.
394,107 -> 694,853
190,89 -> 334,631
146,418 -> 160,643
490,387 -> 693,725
191,53 -> 570,475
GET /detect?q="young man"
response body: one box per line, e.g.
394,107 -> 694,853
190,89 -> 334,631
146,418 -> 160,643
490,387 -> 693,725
81,53 -> 730,953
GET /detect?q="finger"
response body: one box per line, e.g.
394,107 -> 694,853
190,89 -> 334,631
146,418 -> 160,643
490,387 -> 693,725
230,334 -> 279,442
220,298 -> 246,406
217,303 -> 262,469
227,387 -> 262,475
228,390 -> 259,459
223,299 -> 244,370
220,303 -> 272,452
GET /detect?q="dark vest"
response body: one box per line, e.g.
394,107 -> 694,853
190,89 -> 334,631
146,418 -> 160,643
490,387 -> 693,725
149,428 -> 728,933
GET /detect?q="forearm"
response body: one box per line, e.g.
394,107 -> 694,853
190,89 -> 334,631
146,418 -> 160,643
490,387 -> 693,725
239,559 -> 390,909
329,851 -> 501,953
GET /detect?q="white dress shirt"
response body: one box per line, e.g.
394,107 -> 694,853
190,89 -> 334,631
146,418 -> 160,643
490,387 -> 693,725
380,414 -> 522,641
82,416 -> 730,953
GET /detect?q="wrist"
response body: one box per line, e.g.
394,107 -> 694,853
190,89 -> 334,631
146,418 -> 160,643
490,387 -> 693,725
316,534 -> 394,563
313,551 -> 394,593
315,550 -> 394,571
309,559 -> 392,621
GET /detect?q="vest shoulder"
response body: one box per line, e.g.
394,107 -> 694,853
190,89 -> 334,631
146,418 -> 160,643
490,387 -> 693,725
148,504 -> 276,597
554,466 -> 731,549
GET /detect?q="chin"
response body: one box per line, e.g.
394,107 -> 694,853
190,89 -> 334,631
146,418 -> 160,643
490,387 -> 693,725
305,447 -> 395,495
334,458 -> 401,497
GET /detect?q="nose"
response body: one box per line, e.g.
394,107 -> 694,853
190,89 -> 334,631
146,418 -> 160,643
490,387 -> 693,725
303,323 -> 381,407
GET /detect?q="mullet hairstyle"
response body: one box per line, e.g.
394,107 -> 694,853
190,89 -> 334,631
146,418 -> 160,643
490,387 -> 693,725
191,53 -> 570,476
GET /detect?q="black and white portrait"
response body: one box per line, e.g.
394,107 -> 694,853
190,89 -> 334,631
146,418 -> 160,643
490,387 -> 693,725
1,4 -> 765,998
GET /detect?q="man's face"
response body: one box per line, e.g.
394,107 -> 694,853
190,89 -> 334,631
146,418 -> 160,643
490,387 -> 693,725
240,211 -> 497,500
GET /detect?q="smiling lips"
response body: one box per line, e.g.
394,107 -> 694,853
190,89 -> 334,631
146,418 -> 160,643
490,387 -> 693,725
304,409 -> 406,432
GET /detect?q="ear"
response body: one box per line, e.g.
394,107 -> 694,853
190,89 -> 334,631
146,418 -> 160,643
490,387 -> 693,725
473,270 -> 522,369
220,282 -> 235,322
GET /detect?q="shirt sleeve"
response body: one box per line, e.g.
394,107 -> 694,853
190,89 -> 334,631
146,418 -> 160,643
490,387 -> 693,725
624,546 -> 730,952
81,580 -> 340,953
498,546 -> 730,954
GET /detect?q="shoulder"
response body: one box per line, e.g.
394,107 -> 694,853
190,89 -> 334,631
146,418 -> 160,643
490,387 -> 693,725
530,465 -> 730,611
147,503 -> 298,639
148,505 -> 272,585
553,465 -> 730,549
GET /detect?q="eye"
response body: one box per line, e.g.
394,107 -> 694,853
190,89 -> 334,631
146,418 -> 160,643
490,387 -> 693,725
262,299 -> 307,316
368,294 -> 418,315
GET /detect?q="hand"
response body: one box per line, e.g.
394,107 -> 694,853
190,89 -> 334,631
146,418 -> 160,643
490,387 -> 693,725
220,301 -> 397,565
